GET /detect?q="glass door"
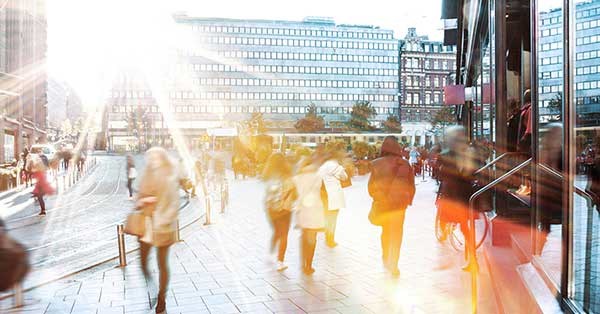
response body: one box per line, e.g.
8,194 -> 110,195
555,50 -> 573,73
569,0 -> 600,311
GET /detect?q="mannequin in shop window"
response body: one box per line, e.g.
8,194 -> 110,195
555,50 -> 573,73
516,90 -> 532,196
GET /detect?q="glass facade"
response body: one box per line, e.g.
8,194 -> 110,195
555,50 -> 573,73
449,0 -> 600,312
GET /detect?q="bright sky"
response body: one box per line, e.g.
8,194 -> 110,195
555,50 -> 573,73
48,0 -> 444,107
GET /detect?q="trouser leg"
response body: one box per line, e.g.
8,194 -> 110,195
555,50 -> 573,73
140,241 -> 151,279
157,246 -> 170,300
277,213 -> 291,262
302,229 -> 317,269
127,179 -> 133,197
387,212 -> 406,269
37,194 -> 46,214
325,210 -> 339,243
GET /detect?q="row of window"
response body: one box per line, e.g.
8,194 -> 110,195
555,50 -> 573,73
576,19 -> 600,31
541,16 -> 561,26
191,24 -> 393,40
197,35 -> 397,51
541,85 -> 563,93
541,56 -> 561,65
191,77 -> 398,89
576,95 -> 600,105
210,50 -> 398,64
540,70 -> 563,79
169,91 -> 397,102
540,42 -> 563,51
576,64 -> 600,75
172,104 -> 399,115
405,75 -> 447,88
110,91 -> 153,99
575,6 -> 600,19
541,27 -> 563,37
403,58 -> 453,70
405,92 -> 444,105
576,80 -> 600,90
576,34 -> 600,46
576,50 -> 600,60
183,63 -> 397,77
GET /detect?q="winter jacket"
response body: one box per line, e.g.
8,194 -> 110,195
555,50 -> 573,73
368,137 -> 416,213
293,164 -> 326,230
318,159 -> 348,211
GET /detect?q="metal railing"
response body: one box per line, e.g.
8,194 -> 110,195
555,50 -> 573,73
473,152 -> 523,176
467,157 -> 532,313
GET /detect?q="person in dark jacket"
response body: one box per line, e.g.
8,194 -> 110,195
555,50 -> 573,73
437,126 -> 477,269
368,136 -> 416,276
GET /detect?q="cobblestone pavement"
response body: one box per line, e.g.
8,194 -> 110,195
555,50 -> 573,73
1,173 -> 498,313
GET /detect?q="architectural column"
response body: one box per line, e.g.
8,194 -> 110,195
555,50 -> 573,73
0,117 -> 5,163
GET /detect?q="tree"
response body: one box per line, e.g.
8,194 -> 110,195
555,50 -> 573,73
294,104 -> 325,132
428,106 -> 457,134
351,141 -> 370,160
547,92 -> 562,122
242,112 -> 267,135
383,114 -> 402,133
348,101 -> 376,131
124,106 -> 152,151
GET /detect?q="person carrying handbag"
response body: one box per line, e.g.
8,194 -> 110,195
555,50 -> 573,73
134,147 -> 179,314
368,136 -> 415,277
318,149 -> 348,248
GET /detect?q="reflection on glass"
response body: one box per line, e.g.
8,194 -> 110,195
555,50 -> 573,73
535,0 -> 564,288
573,0 -> 600,311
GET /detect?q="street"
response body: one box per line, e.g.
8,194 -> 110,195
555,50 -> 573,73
0,161 -> 498,313
0,154 -> 202,291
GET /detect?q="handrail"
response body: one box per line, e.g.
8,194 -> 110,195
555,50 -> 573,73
538,163 -> 563,181
538,163 -> 595,201
467,157 -> 532,314
473,152 -> 523,175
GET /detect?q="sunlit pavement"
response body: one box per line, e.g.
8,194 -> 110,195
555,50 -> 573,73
1,172 -> 498,314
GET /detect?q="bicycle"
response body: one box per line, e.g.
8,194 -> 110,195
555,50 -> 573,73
434,202 -> 490,251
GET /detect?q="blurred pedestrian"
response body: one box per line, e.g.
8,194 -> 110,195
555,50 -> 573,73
136,147 -> 179,314
368,136 -> 415,276
28,153 -> 55,216
409,147 -> 420,175
22,148 -> 31,187
263,153 -> 297,271
293,155 -> 326,275
126,155 -> 136,200
436,126 -> 477,270
16,153 -> 26,186
319,149 -> 348,248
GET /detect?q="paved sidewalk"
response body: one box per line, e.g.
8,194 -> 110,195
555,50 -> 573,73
1,174 -> 498,314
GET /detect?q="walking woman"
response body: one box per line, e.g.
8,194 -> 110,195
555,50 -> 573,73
293,154 -> 326,275
319,149 -> 348,247
135,147 -> 179,314
126,155 -> 136,200
263,153 -> 297,271
28,153 -> 55,216
436,126 -> 477,270
368,136 -> 415,276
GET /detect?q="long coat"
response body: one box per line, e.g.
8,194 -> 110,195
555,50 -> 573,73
319,159 -> 348,211
137,163 -> 180,247
293,165 -> 325,230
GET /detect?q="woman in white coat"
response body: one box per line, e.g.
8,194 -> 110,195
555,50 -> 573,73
293,155 -> 326,275
319,151 -> 348,247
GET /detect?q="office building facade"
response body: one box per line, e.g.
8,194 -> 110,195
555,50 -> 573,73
0,0 -> 48,163
170,14 -> 400,139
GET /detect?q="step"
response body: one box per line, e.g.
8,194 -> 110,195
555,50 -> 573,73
516,263 -> 562,314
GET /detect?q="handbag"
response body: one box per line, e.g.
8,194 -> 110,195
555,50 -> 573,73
0,232 -> 29,292
124,211 -> 145,237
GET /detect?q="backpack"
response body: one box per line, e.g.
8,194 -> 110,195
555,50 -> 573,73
265,179 -> 295,219
0,223 -> 29,291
